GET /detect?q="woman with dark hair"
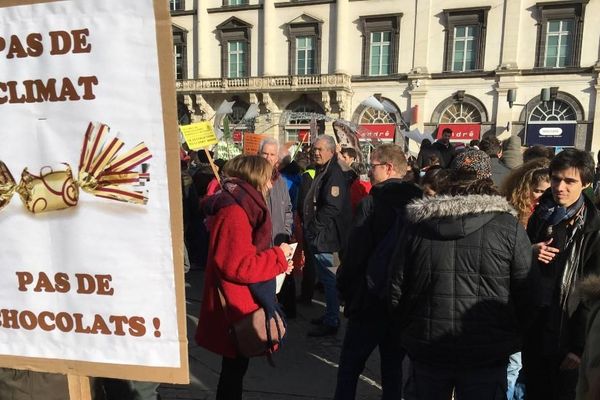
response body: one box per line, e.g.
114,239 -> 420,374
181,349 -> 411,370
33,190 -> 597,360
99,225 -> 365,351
196,155 -> 294,400
389,149 -> 536,400
420,165 -> 446,197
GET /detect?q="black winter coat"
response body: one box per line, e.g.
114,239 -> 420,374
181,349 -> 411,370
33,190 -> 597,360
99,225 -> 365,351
337,179 -> 422,318
303,156 -> 352,254
389,194 -> 535,367
526,190 -> 600,358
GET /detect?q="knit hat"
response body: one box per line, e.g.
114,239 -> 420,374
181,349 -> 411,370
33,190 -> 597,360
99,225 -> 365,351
451,149 -> 492,180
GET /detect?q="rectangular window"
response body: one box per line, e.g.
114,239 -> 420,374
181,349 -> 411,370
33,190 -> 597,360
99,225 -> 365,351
227,0 -> 247,5
296,36 -> 315,75
174,44 -> 184,80
544,19 -> 574,68
228,41 -> 247,78
369,31 -> 391,76
170,0 -> 183,11
452,25 -> 477,72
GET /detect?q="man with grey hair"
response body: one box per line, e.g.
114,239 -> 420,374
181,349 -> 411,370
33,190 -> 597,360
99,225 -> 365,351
304,135 -> 352,336
259,137 -> 295,315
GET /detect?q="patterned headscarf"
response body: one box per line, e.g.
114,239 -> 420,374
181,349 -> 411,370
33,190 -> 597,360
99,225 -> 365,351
451,149 -> 492,180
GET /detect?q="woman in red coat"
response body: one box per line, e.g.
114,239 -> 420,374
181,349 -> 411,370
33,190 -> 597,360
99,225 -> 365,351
196,155 -> 293,400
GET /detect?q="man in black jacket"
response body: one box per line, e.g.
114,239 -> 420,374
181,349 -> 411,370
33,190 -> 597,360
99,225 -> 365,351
524,148 -> 600,400
389,149 -> 535,399
304,135 -> 352,337
432,127 -> 456,168
336,144 -> 421,400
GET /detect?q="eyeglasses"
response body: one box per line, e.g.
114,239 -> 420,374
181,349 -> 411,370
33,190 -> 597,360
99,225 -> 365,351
368,163 -> 386,171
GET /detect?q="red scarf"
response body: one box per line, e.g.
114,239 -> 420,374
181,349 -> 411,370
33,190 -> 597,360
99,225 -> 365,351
202,178 -> 272,251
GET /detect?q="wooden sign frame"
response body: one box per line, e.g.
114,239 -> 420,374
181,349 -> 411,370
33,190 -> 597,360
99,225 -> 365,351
0,0 -> 189,386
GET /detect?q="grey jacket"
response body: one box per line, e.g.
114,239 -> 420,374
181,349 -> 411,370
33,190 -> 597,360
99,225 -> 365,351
268,176 -> 293,245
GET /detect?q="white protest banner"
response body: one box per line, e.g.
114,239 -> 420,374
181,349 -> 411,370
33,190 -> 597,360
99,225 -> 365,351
0,0 -> 188,383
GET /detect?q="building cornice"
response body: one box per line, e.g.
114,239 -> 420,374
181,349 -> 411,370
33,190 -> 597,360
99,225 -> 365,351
207,4 -> 263,13
170,9 -> 196,16
274,0 -> 334,8
351,74 -> 408,82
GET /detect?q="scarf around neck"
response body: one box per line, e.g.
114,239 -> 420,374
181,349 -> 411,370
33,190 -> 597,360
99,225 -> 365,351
538,194 -> 585,226
203,177 -> 272,251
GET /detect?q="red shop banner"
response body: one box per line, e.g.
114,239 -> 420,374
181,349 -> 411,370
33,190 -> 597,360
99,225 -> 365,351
436,124 -> 481,141
232,130 -> 243,143
298,130 -> 310,143
357,124 -> 396,141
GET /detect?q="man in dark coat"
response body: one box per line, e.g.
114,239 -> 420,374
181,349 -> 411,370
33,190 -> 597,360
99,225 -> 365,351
336,144 -> 422,400
389,149 -> 535,399
524,148 -> 600,400
480,135 -> 511,189
304,135 -> 352,337
432,127 -> 456,168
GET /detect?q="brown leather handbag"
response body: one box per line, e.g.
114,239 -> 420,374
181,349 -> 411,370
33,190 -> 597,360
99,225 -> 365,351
216,281 -> 286,358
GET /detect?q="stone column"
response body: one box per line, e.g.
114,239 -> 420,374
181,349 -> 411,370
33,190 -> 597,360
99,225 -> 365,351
334,0 -> 349,73
411,0 -> 432,73
495,73 -> 519,140
197,5 -> 210,78
263,0 -> 276,76
498,0 -> 524,70
589,64 -> 600,154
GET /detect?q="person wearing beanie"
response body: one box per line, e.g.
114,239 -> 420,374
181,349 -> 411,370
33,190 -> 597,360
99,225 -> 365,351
388,147 -> 536,399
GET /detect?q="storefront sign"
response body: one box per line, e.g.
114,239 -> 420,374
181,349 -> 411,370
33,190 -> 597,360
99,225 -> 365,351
357,124 -> 396,141
232,130 -> 243,143
526,122 -> 576,147
436,124 -> 481,140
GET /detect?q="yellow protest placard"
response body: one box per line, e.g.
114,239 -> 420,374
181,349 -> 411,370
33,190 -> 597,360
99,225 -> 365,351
180,121 -> 218,150
243,133 -> 267,155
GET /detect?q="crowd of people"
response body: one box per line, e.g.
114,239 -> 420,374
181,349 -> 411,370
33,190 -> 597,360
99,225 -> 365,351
184,130 -> 600,400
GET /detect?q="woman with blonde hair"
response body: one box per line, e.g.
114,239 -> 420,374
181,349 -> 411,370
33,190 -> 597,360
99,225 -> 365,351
196,155 -> 294,400
499,157 -> 550,400
501,158 -> 551,227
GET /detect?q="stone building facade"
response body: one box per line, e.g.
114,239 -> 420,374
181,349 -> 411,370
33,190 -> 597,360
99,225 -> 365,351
171,0 -> 600,153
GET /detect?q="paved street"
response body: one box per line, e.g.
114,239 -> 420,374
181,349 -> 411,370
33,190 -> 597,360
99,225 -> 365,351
158,269 -> 384,400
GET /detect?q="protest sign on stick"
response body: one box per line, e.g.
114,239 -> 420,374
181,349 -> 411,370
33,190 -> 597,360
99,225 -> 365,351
243,133 -> 268,155
180,122 -> 221,184
0,0 -> 188,389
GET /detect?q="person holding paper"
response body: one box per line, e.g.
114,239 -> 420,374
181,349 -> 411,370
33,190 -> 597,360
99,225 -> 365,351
196,155 -> 293,400
258,137 -> 295,317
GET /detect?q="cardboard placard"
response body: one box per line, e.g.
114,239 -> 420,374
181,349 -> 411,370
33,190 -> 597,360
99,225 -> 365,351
243,133 -> 267,155
0,0 -> 188,384
180,122 -> 218,150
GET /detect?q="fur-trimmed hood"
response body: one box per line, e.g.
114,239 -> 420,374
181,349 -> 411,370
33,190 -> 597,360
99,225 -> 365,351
406,195 -> 518,240
579,275 -> 600,303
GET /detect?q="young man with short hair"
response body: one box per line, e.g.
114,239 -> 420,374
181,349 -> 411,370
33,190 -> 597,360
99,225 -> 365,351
335,144 -> 422,399
525,148 -> 600,400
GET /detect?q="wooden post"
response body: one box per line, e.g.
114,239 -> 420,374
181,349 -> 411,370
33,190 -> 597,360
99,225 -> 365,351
68,374 -> 92,400
204,148 -> 221,186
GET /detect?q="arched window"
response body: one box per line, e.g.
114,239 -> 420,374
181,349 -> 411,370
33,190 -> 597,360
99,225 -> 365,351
282,97 -> 325,142
358,98 -> 401,124
439,102 -> 482,123
529,99 -> 577,122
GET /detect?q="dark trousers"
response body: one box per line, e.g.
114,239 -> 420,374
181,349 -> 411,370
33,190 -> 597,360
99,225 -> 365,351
334,310 -> 404,400
277,273 -> 297,318
522,351 -> 578,400
299,242 -> 316,301
406,360 -> 507,400
216,356 -> 249,400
